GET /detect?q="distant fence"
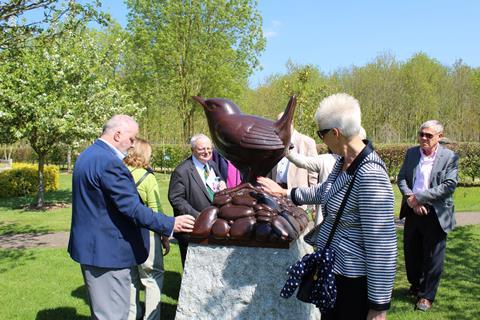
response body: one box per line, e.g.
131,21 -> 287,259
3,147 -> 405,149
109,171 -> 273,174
0,159 -> 12,172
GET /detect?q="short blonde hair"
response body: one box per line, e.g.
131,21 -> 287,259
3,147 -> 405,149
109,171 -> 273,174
124,137 -> 152,169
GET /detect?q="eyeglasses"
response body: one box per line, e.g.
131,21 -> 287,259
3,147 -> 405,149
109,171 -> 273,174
317,128 -> 332,140
418,131 -> 435,139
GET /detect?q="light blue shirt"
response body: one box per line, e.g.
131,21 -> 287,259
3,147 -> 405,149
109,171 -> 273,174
99,138 -> 126,160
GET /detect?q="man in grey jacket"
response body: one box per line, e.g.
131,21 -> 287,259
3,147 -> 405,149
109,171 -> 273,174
398,120 -> 459,312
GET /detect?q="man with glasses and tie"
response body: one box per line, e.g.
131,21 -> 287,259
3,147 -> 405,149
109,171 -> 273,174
398,120 -> 459,312
168,133 -> 226,267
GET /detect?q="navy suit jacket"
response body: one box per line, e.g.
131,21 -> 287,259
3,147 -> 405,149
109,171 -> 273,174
68,139 -> 174,268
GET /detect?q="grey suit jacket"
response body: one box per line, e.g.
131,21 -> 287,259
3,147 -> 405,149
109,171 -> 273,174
397,145 -> 459,233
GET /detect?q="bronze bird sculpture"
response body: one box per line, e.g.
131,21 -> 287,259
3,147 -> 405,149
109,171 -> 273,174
192,96 -> 297,183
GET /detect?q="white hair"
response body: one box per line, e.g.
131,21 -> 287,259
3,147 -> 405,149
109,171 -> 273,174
102,115 -> 138,135
358,126 -> 367,140
419,120 -> 444,134
314,93 -> 362,138
189,133 -> 211,149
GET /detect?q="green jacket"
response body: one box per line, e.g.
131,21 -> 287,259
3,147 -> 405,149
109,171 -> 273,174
128,166 -> 163,212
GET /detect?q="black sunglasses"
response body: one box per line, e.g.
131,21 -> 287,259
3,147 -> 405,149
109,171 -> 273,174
317,128 -> 332,140
418,131 -> 435,139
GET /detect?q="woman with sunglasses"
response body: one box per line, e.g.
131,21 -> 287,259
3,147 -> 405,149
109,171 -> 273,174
258,93 -> 396,320
285,127 -> 367,225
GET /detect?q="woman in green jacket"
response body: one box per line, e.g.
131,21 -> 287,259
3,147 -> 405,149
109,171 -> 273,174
124,138 -> 169,320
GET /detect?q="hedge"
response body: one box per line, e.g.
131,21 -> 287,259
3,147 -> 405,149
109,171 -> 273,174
151,144 -> 191,172
373,142 -> 480,183
0,163 -> 59,197
3,142 -> 480,182
318,142 -> 480,183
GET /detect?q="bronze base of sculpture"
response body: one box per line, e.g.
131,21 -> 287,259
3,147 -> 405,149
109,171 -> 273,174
189,183 -> 309,249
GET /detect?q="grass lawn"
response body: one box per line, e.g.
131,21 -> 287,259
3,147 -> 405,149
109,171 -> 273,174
0,244 -> 184,320
1,173 -> 479,319
0,226 -> 478,319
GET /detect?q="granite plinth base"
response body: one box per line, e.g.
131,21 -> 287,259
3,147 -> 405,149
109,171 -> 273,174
175,235 -> 320,320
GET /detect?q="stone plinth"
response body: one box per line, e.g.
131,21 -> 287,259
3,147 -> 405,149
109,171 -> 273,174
175,236 -> 320,320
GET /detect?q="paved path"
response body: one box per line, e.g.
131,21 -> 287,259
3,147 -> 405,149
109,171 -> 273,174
1,212 -> 480,249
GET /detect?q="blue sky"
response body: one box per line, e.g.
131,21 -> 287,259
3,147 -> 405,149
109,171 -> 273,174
101,0 -> 479,87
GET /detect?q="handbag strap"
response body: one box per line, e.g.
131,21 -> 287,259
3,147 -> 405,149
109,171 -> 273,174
135,166 -> 154,187
325,160 -> 386,247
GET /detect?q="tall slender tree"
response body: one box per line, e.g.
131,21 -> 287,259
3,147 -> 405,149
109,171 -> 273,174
124,0 -> 265,142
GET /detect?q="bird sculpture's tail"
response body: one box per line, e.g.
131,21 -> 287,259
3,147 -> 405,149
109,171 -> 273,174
274,95 -> 297,143
192,96 -> 206,107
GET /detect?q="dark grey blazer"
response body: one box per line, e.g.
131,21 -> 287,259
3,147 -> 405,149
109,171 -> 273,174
397,145 -> 459,233
168,156 -> 220,218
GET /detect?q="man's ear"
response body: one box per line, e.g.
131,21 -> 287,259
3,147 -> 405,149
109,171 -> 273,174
113,131 -> 121,142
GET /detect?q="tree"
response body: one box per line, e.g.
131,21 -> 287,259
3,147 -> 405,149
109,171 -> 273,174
0,23 -> 139,208
124,0 -> 265,142
0,0 -> 108,50
280,61 -> 329,139
338,53 -> 404,143
399,53 -> 448,142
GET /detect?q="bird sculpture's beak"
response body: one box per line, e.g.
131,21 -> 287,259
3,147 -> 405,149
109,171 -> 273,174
192,96 -> 207,108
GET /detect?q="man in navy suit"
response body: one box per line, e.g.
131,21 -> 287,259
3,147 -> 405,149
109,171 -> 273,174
168,134 -> 225,267
398,120 -> 459,312
68,115 -> 195,320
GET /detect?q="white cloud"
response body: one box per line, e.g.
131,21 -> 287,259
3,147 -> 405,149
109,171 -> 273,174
264,30 -> 278,38
264,19 -> 282,38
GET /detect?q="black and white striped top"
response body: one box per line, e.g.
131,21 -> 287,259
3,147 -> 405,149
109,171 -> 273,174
291,142 -> 397,311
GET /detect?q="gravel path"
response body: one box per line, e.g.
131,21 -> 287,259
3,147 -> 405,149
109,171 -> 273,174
1,212 -> 480,249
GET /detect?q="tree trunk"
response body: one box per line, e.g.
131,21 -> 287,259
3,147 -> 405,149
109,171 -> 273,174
67,148 -> 72,173
35,154 -> 46,209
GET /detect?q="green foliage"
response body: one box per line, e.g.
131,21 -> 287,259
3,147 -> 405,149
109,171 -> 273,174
0,18 -> 139,206
375,143 -> 412,181
151,144 -> 191,171
123,0 -> 265,142
0,0 -> 110,50
281,61 -> 330,138
0,163 -> 58,197
374,142 -> 480,183
253,52 -> 480,144
456,143 -> 480,182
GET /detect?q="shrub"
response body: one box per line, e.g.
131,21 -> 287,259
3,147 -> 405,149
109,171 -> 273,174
375,143 -> 412,181
0,163 -> 59,197
151,144 -> 191,172
316,142 -> 480,183
455,143 -> 480,182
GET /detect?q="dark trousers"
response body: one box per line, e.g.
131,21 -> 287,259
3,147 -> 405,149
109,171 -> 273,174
321,274 -> 369,320
403,206 -> 447,302
175,235 -> 188,268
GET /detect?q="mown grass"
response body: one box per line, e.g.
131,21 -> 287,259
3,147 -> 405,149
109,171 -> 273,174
390,225 -> 480,320
0,244 -> 184,320
0,226 -> 478,319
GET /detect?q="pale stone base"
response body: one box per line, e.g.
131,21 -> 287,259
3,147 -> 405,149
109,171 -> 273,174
175,238 -> 320,320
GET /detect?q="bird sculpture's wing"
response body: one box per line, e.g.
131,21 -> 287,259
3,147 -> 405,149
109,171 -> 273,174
239,122 -> 285,150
